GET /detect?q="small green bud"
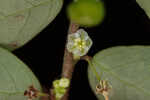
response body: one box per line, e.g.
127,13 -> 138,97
55,93 -> 64,100
53,80 -> 60,88
67,29 -> 93,58
59,78 -> 70,88
53,78 -> 70,100
67,0 -> 105,27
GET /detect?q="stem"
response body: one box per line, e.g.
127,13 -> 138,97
81,56 -> 101,81
61,22 -> 79,100
49,22 -> 79,100
38,92 -> 49,97
82,56 -> 109,100
105,96 -> 109,100
62,22 -> 79,79
50,89 -> 56,100
103,93 -> 109,100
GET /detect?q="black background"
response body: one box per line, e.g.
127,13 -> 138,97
13,0 -> 150,99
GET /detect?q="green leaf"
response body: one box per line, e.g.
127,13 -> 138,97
136,0 -> 150,18
88,46 -> 150,100
0,47 -> 41,100
0,0 -> 63,50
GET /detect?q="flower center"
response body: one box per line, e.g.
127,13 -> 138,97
74,38 -> 86,50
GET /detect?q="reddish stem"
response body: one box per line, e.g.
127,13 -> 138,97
50,22 -> 79,100
61,22 -> 79,100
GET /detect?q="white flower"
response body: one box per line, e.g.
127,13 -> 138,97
67,29 -> 93,57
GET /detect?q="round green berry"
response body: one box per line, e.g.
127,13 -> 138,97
67,0 -> 105,27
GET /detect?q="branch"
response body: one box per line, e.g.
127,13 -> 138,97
61,22 -> 79,100
49,22 -> 79,100
62,22 -> 79,79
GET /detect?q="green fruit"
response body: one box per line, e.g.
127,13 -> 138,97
67,0 -> 105,27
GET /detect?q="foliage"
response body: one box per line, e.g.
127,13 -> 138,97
0,47 -> 41,100
137,0 -> 150,18
0,0 -> 63,50
0,0 -> 150,100
88,46 -> 150,100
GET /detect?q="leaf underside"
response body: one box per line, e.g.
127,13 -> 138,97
0,0 -> 63,50
0,47 -> 41,100
88,46 -> 150,100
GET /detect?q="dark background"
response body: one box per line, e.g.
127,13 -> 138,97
13,0 -> 150,99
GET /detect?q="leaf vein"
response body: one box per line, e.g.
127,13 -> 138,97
0,63 -> 18,92
0,0 -> 51,21
93,60 -> 150,96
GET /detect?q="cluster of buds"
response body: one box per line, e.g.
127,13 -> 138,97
67,29 -> 93,59
53,78 -> 70,100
